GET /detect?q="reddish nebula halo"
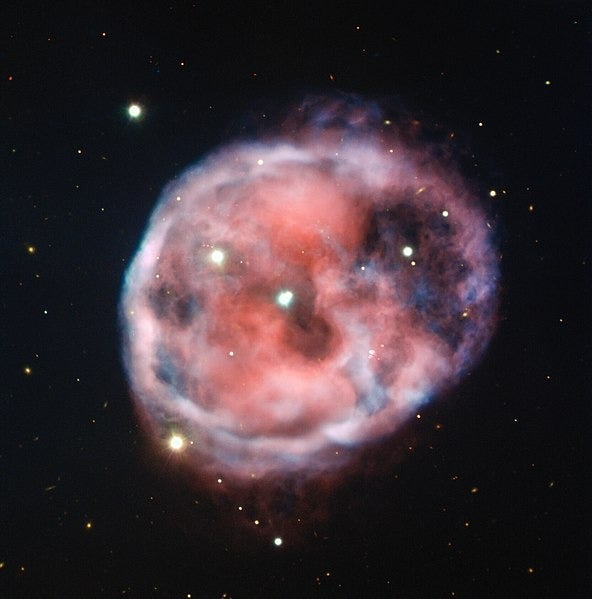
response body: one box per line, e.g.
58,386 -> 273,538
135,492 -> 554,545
120,96 -> 499,486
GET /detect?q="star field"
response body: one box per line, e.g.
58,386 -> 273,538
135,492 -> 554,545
1,2 -> 589,597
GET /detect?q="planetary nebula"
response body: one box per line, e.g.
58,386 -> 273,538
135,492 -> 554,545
120,97 -> 499,486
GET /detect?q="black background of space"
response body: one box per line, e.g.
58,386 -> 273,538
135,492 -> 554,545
1,1 -> 590,597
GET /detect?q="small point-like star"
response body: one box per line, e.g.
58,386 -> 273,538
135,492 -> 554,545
276,290 -> 294,308
210,249 -> 225,265
128,103 -> 142,119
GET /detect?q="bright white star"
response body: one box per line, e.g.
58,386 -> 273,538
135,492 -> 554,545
128,103 -> 142,119
169,434 -> 185,451
276,290 -> 294,308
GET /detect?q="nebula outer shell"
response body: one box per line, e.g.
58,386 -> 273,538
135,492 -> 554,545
120,121 -> 498,483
